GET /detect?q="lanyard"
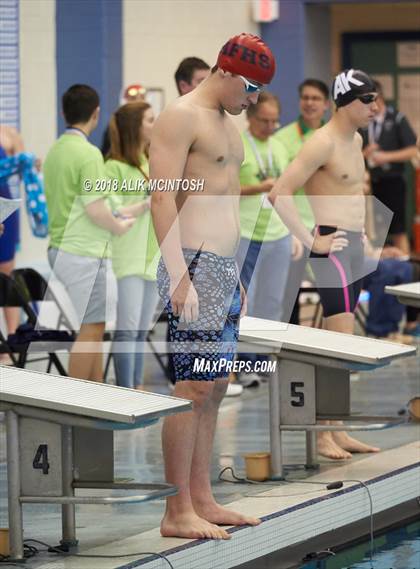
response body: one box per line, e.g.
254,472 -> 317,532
66,127 -> 87,139
139,165 -> 149,182
296,121 -> 305,142
296,117 -> 324,141
368,115 -> 384,145
245,131 -> 273,179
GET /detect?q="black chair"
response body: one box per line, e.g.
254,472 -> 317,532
295,285 -> 323,328
0,272 -> 70,374
147,309 -> 175,382
12,268 -> 75,333
0,275 -> 22,366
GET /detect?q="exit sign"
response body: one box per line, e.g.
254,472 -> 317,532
252,0 -> 279,23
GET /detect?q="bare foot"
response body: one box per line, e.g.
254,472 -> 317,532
0,353 -> 14,365
194,501 -> 261,527
161,512 -> 231,540
332,431 -> 380,453
317,432 -> 352,460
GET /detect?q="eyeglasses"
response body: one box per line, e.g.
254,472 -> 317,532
238,75 -> 263,94
357,93 -> 378,104
300,95 -> 325,103
254,117 -> 280,128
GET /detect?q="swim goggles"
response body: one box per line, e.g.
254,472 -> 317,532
239,75 -> 263,94
357,93 -> 378,104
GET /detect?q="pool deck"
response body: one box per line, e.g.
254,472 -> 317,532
0,339 -> 419,569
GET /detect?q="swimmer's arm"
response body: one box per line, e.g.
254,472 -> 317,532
269,134 -> 333,248
150,106 -> 196,280
363,238 -> 378,259
240,178 -> 276,196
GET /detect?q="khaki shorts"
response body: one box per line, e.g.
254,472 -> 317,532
48,248 -> 108,325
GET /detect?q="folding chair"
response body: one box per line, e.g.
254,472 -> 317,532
0,272 -> 70,374
295,285 -> 323,328
12,267 -> 76,333
146,308 -> 174,382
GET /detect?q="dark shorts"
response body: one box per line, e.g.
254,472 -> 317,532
309,226 -> 364,318
371,176 -> 406,235
0,182 -> 19,263
157,248 -> 241,381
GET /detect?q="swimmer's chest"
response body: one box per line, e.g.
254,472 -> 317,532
190,114 -> 243,168
318,140 -> 365,187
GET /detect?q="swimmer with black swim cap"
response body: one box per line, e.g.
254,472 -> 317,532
269,69 -> 380,459
332,68 -> 378,109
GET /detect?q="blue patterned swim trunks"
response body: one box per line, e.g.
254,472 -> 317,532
157,248 -> 241,381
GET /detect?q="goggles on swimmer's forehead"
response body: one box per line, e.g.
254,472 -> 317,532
357,93 -> 378,104
238,75 -> 263,94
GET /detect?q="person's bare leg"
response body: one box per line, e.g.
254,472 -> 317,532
190,378 -> 260,527
0,259 -> 20,336
332,427 -> 380,453
160,380 -> 230,540
68,322 -> 105,382
391,233 -> 410,255
89,323 -> 105,381
323,312 -> 354,334
324,313 -> 380,454
317,420 -> 351,460
317,314 -> 354,458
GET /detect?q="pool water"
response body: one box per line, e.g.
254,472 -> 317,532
301,520 -> 420,569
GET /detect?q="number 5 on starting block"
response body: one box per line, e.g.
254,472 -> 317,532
279,361 -> 316,425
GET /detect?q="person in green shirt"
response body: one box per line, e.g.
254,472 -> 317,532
274,78 -> 329,324
236,92 -> 299,386
106,101 -> 160,390
44,84 -> 134,382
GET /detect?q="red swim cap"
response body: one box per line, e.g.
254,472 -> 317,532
217,33 -> 276,85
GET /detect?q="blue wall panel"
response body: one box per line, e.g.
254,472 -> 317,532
261,0 -> 306,126
56,0 -> 122,147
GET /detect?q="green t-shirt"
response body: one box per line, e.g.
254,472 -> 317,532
274,118 -> 316,230
43,133 -> 111,258
239,132 -> 289,242
106,158 -> 159,281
